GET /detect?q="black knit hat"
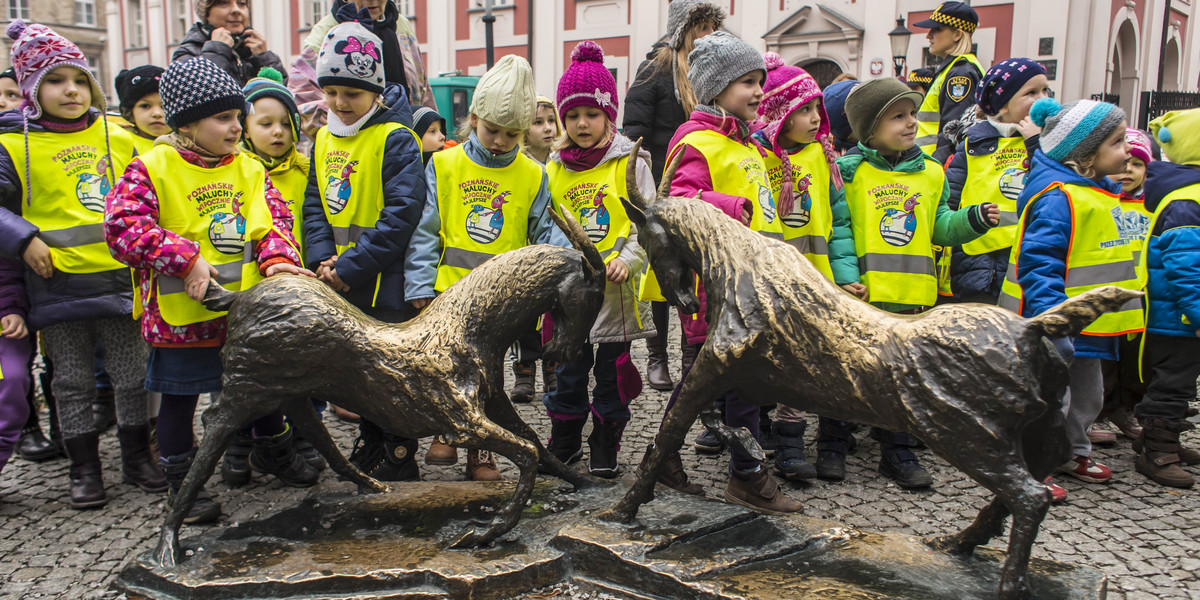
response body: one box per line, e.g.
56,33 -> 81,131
160,57 -> 246,130
0,67 -> 14,82
411,106 -> 444,138
115,65 -> 164,115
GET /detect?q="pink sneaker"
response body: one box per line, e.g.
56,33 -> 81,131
1086,425 -> 1117,445
1057,455 -> 1112,483
1042,477 -> 1067,503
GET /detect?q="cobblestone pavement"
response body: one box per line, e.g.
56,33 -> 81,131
2,321 -> 1198,600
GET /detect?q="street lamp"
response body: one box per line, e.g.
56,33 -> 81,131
483,0 -> 496,69
889,16 -> 912,77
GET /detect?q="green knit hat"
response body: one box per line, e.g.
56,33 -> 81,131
242,67 -> 300,143
844,78 -> 924,144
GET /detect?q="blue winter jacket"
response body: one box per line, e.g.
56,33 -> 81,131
403,132 -> 569,302
303,84 -> 427,313
0,109 -> 135,330
1142,161 -> 1200,337
946,121 -> 1039,300
1013,149 -> 1122,360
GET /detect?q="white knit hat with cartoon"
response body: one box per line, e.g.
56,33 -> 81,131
316,22 -> 386,94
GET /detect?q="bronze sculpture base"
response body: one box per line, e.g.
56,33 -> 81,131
115,481 -> 1106,599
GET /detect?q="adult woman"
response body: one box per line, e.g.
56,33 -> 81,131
911,1 -> 984,164
173,0 -> 286,86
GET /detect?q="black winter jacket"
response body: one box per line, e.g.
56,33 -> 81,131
622,47 -> 688,186
172,23 -> 287,87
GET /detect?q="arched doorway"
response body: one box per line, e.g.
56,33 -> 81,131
1162,38 -> 1181,92
800,59 -> 843,89
1109,20 -> 1138,117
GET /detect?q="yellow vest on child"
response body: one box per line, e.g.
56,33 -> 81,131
669,129 -> 783,238
960,136 -> 1027,255
243,147 -> 307,253
763,143 -> 834,280
547,156 -> 632,265
140,146 -> 275,326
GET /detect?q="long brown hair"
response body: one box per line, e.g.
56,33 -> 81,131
649,23 -> 710,115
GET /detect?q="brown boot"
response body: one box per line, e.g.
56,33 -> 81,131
467,449 -> 502,481
724,466 -> 803,514
510,362 -> 536,403
655,448 -> 703,495
1108,407 -> 1142,440
541,361 -> 557,394
425,436 -> 458,465
1135,419 -> 1195,488
1134,428 -> 1200,465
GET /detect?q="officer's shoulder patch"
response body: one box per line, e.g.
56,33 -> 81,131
946,75 -> 972,103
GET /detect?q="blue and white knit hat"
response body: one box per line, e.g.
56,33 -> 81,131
1029,97 -> 1126,164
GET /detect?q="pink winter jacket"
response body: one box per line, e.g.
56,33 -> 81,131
666,110 -> 768,345
104,147 -> 301,347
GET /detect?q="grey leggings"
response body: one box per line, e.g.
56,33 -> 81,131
41,317 -> 149,437
1062,357 -> 1103,458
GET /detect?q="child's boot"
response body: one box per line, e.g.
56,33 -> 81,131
878,429 -> 933,489
467,449 -> 502,481
1135,418 -> 1195,488
220,428 -> 253,486
160,449 -> 221,524
546,414 -> 586,465
815,417 -> 853,480
724,466 -> 803,514
758,406 -> 777,457
371,437 -> 420,481
645,332 -> 674,391
773,420 -> 816,480
16,397 -> 59,461
63,432 -> 106,508
117,424 -> 167,493
248,425 -> 320,488
425,436 -> 459,465
656,448 -> 704,495
541,361 -> 558,394
587,415 -> 626,478
511,361 -> 536,403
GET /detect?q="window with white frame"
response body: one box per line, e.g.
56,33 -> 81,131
76,0 -> 97,26
6,0 -> 29,21
174,0 -> 190,42
302,0 -> 328,28
128,0 -> 145,46
474,0 -> 512,7
395,0 -> 413,16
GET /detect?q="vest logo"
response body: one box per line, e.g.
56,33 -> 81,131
998,167 -> 1027,200
947,75 -> 972,103
757,183 -> 776,223
208,192 -> 246,255
53,144 -> 110,212
1112,206 -> 1150,246
325,160 -> 359,214
563,181 -> 613,243
781,172 -> 813,228
75,167 -> 110,212
880,193 -> 922,246
466,191 -> 510,244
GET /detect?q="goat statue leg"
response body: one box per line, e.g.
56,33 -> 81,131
283,398 -> 388,494
927,496 -> 1010,556
447,420 -> 540,549
700,404 -> 766,462
481,384 -> 605,490
993,474 -> 1052,600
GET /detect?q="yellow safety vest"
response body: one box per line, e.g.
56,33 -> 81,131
1138,183 -> 1200,324
763,143 -> 834,280
844,158 -> 943,306
547,157 -> 632,265
141,146 -> 275,326
250,150 -> 308,254
0,118 -> 134,273
432,144 -> 544,292
998,182 -> 1145,335
916,53 -> 984,155
960,136 -> 1028,255
669,129 -> 783,239
1115,195 -> 1153,264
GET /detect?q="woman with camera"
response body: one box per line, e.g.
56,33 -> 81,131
173,0 -> 287,86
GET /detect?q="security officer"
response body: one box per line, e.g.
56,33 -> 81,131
912,1 -> 985,164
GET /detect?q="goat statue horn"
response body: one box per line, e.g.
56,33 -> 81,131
657,142 -> 687,200
625,137 -> 650,211
548,209 -> 606,275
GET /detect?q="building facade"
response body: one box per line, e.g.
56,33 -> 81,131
2,0 -> 111,98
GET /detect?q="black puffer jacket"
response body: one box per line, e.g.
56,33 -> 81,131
622,45 -> 688,186
172,23 -> 287,86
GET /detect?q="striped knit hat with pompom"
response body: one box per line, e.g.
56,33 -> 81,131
1029,97 -> 1126,164
243,67 -> 300,142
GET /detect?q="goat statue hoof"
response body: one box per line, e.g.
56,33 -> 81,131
153,528 -> 180,568
358,480 -> 391,494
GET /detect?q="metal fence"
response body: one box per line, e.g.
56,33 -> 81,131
1138,91 -> 1200,129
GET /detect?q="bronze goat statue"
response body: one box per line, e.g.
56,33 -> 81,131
601,141 -> 1142,600
153,211 -> 608,568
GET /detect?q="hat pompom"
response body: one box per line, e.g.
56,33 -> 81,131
571,41 -> 604,64
1029,97 -> 1061,128
257,67 -> 284,83
7,19 -> 26,41
763,52 -> 786,71
1157,126 -> 1171,143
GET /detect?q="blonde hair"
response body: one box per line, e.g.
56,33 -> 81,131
523,101 -> 561,148
553,114 -> 613,152
950,30 -> 974,58
650,23 -> 709,115
456,114 -> 476,143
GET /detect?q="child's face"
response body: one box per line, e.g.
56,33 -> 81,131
208,0 -> 249,34
1087,120 -> 1130,179
245,97 -> 294,159
179,108 -> 243,156
473,116 -> 523,155
37,66 -> 91,121
997,74 -> 1051,124
323,85 -> 378,126
1117,156 -> 1146,193
781,98 -> 822,146
713,70 -> 764,122
420,120 -> 446,153
564,106 -> 609,149
0,77 -> 21,112
527,105 -> 558,152
868,98 -> 918,154
132,93 -> 170,137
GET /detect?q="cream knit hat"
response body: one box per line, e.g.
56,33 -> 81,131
469,55 -> 536,130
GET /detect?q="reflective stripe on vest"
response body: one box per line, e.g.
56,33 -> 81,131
844,157 -> 943,306
0,117 -> 134,273
1137,183 -> 1200,324
763,143 -> 835,280
960,136 -> 1028,255
141,146 -> 274,325
916,54 -> 984,155
432,144 -> 544,292
998,182 -> 1145,335
669,129 -> 784,239
547,156 -> 633,264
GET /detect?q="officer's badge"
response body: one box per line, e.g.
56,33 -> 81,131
947,75 -> 972,102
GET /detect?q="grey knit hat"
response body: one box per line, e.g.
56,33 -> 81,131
160,57 -> 246,130
667,0 -> 726,50
687,31 -> 766,107
844,78 -> 924,144
317,22 -> 386,94
1029,97 -> 1127,164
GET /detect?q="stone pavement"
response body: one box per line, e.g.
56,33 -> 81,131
2,321 -> 1198,600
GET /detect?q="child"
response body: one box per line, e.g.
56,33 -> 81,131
0,68 -> 21,111
114,65 -> 170,155
1134,108 -> 1200,488
945,59 -> 1049,305
106,56 -> 319,523
998,98 -> 1143,486
303,23 -> 428,482
0,20 -> 160,509
752,54 -> 858,482
412,106 -> 447,164
523,97 -> 560,166
0,254 -> 31,478
242,67 -> 307,251
839,78 -> 998,489
663,31 -> 799,511
404,54 -> 566,481
542,42 -> 656,478
822,79 -> 859,155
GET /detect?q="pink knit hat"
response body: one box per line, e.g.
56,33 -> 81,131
1125,128 -> 1153,164
757,53 -> 843,215
6,20 -> 106,120
556,41 -> 618,124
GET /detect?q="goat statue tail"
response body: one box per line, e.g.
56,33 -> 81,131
201,279 -> 239,313
549,209 -> 606,277
1025,285 -> 1144,339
